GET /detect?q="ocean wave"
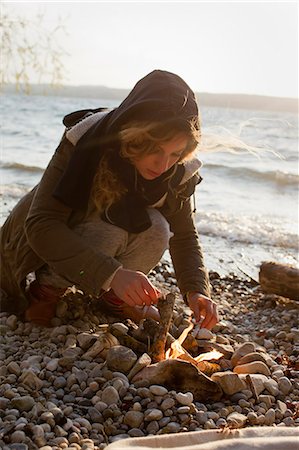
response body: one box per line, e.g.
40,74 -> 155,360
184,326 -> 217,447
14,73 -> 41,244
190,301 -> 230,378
196,210 -> 298,250
0,162 -> 44,173
0,184 -> 31,198
203,164 -> 299,187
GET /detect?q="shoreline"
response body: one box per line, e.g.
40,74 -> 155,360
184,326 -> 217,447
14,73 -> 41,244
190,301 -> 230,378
163,235 -> 298,283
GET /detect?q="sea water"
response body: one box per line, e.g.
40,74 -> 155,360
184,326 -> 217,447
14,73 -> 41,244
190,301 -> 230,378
1,93 -> 298,278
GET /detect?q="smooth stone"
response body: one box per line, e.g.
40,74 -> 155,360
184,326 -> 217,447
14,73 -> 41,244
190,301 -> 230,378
237,352 -> 268,366
195,411 -> 208,425
272,369 -> 285,380
278,377 -> 292,395
124,411 -> 144,428
175,392 -> 193,406
160,398 -> 176,410
144,408 -> 163,421
146,420 -> 159,433
211,371 -> 246,395
195,328 -> 214,340
264,408 -> 276,425
162,422 -> 181,433
10,430 -> 26,443
149,385 -> 168,396
264,379 -> 279,396
276,400 -> 288,415
247,411 -> 258,425
0,397 -> 10,409
46,359 -> 59,371
128,428 -> 145,437
127,353 -> 151,381
11,396 -> 35,412
231,342 -> 256,367
101,386 -> 120,405
234,361 -> 271,376
106,345 -> 137,373
216,418 -> 227,428
54,376 -> 67,389
32,424 -> 45,438
264,339 -> 274,350
7,362 -> 21,376
227,412 -> 247,428
258,395 -> 273,408
19,370 -> 43,390
6,315 -> 18,330
276,331 -> 287,340
238,374 -> 268,395
88,407 -> 102,423
95,401 -> 108,412
159,417 -> 171,427
177,406 -> 190,414
109,323 -> 129,335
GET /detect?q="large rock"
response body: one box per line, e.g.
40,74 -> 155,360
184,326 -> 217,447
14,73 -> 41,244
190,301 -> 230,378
211,371 -> 246,395
124,411 -> 144,428
19,370 -> 43,391
106,345 -> 137,373
227,412 -> 247,428
238,374 -> 268,395
233,361 -> 271,376
231,342 -> 256,367
101,386 -> 120,405
237,352 -> 268,366
11,395 -> 35,412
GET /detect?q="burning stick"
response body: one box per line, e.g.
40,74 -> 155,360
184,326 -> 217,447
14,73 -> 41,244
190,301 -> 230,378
150,293 -> 176,362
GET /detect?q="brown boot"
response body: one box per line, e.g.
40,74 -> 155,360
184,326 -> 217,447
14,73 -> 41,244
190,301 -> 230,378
25,281 -> 65,327
100,290 -> 160,323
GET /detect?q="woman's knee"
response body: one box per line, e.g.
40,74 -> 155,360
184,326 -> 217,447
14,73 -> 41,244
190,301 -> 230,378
146,209 -> 172,249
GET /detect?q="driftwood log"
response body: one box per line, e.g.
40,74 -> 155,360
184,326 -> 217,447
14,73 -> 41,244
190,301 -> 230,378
259,261 -> 299,301
150,293 -> 176,362
132,358 -> 223,402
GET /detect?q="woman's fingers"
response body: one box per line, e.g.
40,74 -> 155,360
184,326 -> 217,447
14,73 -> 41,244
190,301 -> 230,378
188,293 -> 219,330
200,302 -> 218,329
110,268 -> 160,307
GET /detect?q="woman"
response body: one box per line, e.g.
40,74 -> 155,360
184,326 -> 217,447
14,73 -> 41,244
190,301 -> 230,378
0,70 -> 218,328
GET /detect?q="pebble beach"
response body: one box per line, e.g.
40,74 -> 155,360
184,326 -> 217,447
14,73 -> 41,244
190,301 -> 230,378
0,261 -> 298,450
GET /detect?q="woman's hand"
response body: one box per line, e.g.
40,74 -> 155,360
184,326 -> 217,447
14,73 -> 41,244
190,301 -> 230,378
187,292 -> 219,330
110,268 -> 161,307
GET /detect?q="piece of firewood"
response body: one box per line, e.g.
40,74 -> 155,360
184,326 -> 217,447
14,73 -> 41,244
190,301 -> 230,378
150,293 -> 176,362
131,358 -> 223,402
259,261 -> 299,301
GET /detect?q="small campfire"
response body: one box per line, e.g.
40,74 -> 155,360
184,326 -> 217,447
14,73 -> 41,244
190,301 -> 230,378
114,293 -> 225,402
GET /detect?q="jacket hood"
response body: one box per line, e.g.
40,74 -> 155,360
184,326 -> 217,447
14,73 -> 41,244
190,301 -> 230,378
106,69 -> 199,133
54,70 -> 200,214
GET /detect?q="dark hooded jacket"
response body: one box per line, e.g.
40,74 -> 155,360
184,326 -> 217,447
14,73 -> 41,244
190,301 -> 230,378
0,70 -> 210,314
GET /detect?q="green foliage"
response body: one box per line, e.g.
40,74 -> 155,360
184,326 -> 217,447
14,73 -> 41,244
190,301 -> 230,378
0,4 -> 67,93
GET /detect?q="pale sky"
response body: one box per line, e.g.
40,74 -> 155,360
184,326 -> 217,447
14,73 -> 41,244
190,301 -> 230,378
4,1 -> 299,98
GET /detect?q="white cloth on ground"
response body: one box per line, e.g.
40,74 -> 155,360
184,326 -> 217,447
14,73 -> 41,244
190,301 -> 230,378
105,426 -> 299,450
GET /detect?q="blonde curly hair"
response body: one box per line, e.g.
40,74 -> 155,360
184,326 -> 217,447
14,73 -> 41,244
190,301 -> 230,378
92,119 -> 200,213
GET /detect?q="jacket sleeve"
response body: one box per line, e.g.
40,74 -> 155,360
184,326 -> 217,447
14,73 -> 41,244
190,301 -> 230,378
24,137 -> 122,296
167,198 -> 211,298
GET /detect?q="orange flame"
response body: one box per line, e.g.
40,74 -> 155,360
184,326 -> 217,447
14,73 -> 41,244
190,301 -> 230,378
165,324 -> 223,368
195,350 -> 224,362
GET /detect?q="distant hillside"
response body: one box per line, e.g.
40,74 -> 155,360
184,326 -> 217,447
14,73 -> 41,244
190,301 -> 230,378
2,83 -> 298,113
